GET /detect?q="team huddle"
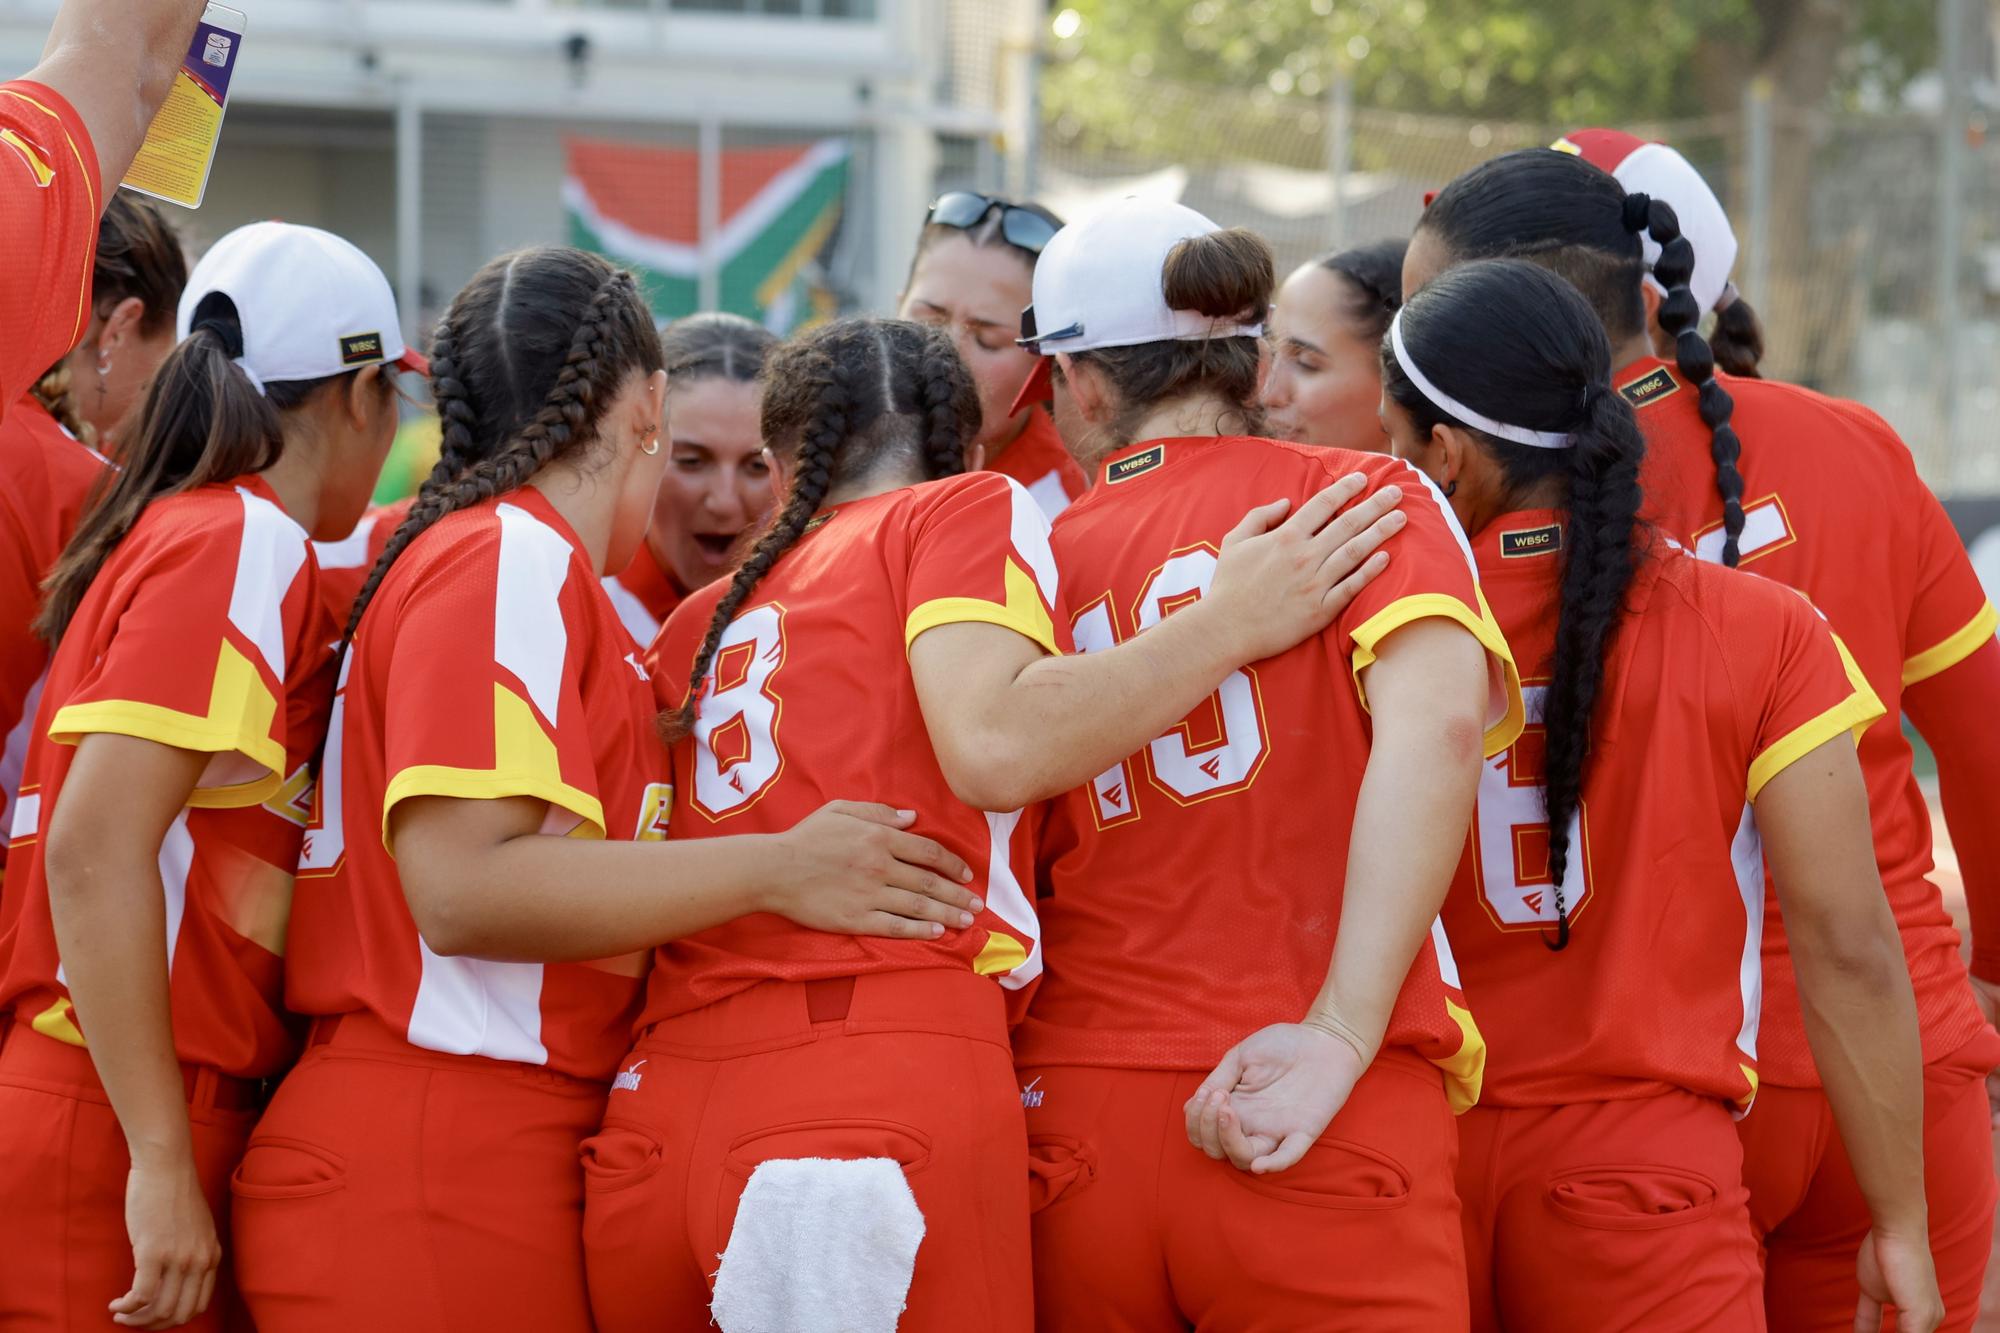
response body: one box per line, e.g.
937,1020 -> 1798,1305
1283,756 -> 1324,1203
4,7 -> 2000,1333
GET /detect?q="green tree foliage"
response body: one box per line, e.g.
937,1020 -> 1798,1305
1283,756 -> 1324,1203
1043,0 -> 1935,162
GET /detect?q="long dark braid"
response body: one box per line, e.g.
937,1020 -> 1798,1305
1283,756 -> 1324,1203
1621,192 -> 1747,566
1535,383 -> 1645,947
661,318 -> 978,743
1382,259 -> 1647,951
339,251 -> 662,648
1420,149 -> 1747,565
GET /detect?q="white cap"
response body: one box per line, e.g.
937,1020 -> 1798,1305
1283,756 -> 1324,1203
1554,129 -> 1739,316
1010,196 -> 1264,415
176,221 -> 426,393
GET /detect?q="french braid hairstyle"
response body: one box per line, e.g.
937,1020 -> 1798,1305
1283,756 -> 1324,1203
1381,259 -> 1648,950
340,247 -> 665,646
1419,149 -> 1748,565
660,318 -> 978,743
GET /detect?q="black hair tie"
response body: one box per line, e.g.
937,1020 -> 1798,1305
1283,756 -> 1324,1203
1620,192 -> 1652,234
191,315 -> 245,359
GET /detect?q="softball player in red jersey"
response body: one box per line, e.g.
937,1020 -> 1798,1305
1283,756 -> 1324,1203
237,251 -> 986,1333
1260,239 -> 1407,454
1004,199 -> 1519,1332
0,397 -> 107,871
601,312 -> 780,646
2,194 -> 185,865
899,191 -> 1088,520
1415,147 -> 2000,1333
0,220 -> 414,1331
583,314 -> 1405,1333
1375,257 -> 1939,1332
1557,136 -> 2000,1027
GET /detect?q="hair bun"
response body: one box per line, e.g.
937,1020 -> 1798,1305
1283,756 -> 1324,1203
1161,228 -> 1274,324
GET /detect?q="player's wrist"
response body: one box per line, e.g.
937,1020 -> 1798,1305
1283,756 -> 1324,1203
1298,1007 -> 1375,1068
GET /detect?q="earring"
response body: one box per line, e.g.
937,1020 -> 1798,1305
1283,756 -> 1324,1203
639,426 -> 661,456
1444,480 -> 1457,498
95,356 -> 111,407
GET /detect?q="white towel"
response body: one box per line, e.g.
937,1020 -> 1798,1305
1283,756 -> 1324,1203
711,1156 -> 926,1333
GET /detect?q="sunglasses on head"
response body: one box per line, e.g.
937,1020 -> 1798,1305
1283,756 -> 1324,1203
926,192 -> 1059,256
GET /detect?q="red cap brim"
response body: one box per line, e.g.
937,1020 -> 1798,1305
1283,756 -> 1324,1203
1008,357 -> 1054,418
394,346 -> 430,376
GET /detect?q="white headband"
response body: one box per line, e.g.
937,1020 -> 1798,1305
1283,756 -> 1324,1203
1389,310 -> 1572,450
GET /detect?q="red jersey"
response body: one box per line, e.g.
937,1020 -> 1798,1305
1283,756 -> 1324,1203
0,395 -> 107,856
1013,437 -> 1523,1110
989,409 -> 1087,522
1446,511 -> 1882,1110
287,488 -> 664,1080
0,477 -> 332,1078
1625,359 -> 1998,1081
311,497 -> 412,633
603,538 -> 687,648
0,82 -> 99,418
638,471 -> 1068,1026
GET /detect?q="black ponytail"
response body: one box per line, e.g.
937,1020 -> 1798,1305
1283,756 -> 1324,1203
1620,192 -> 1746,566
1709,290 -> 1765,379
661,317 -> 977,743
1421,149 -> 1746,566
1382,258 -> 1646,949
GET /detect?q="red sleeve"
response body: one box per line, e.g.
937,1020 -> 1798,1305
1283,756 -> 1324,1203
1904,637 -> 2000,980
48,502 -> 307,808
1900,479 -> 1997,689
1331,461 -> 1523,755
1733,580 -> 1886,803
378,525 -> 610,848
0,82 -> 101,415
903,473 -> 1073,658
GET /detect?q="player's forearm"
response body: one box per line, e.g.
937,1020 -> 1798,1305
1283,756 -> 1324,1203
1759,741 -> 1930,1237
981,600 -> 1249,807
1307,623 -> 1486,1062
1905,638 -> 2000,979
28,0 -> 206,187
45,844 -> 196,1167
406,833 -> 789,963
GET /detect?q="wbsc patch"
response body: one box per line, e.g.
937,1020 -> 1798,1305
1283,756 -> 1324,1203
1499,523 -> 1563,558
339,331 -> 384,365
1105,443 -> 1166,484
1616,365 -> 1680,409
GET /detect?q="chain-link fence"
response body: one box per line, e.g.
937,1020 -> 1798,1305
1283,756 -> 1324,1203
1038,63 -> 2000,496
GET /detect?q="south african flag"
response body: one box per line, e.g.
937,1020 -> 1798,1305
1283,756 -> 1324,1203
562,134 -> 850,331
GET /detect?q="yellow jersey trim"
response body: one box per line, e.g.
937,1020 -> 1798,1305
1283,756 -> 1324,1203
972,929 -> 1030,977
1350,592 -> 1526,757
48,640 -> 285,808
30,995 -> 86,1046
1437,997 -> 1485,1114
381,682 -> 606,853
1902,602 -> 1998,688
904,558 -> 1062,659
1746,687 -> 1886,803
